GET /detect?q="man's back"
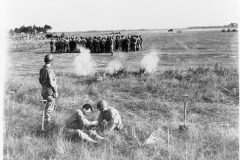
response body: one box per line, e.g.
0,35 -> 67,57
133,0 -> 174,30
39,65 -> 56,88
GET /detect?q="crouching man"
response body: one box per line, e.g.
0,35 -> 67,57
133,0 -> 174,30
65,104 -> 104,143
96,100 -> 124,133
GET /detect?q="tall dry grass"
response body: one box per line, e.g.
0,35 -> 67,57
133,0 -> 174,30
4,63 -> 239,160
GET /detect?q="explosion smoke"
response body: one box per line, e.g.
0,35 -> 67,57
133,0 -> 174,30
140,52 -> 159,73
73,47 -> 96,76
106,60 -> 123,74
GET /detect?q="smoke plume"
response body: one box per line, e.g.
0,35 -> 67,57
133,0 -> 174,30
106,59 -> 123,74
73,47 -> 96,76
140,52 -> 159,73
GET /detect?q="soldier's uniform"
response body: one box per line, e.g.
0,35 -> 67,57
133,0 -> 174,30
50,40 -> 54,52
55,40 -> 59,53
114,37 -> 120,52
95,38 -> 100,53
119,36 -> 123,51
109,37 -> 113,55
105,37 -> 110,53
65,38 -> 70,52
97,106 -> 123,132
136,36 -> 141,51
126,37 -> 130,52
86,38 -> 90,49
60,39 -> 65,52
39,64 -> 57,127
92,37 -> 97,53
122,37 -> 126,52
139,35 -> 143,50
89,38 -> 94,53
100,38 -> 105,53
130,36 -> 136,52
69,39 -> 74,52
65,109 -> 99,141
80,38 -> 87,48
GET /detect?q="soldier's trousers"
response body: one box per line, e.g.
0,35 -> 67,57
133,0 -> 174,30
100,45 -> 105,53
126,44 -> 130,52
50,46 -> 53,52
96,46 -> 100,53
66,44 -> 69,52
119,45 -> 122,51
65,127 -> 101,143
136,44 -> 140,51
115,45 -> 119,51
131,43 -> 136,52
55,46 -> 59,52
41,88 -> 55,125
105,46 -> 108,53
90,46 -> 94,53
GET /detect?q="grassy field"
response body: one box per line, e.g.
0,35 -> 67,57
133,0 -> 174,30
4,30 -> 239,160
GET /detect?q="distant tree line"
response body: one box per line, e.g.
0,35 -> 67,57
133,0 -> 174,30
188,23 -> 238,29
9,25 -> 52,36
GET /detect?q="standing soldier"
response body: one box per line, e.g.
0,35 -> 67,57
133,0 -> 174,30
121,36 -> 126,52
130,36 -> 136,52
119,35 -> 124,51
81,37 -> 87,48
65,38 -> 70,52
50,39 -> 54,52
92,37 -> 97,53
105,36 -> 110,53
89,37 -> 94,53
136,35 -> 141,51
100,37 -> 105,53
109,36 -> 113,56
114,36 -> 120,52
125,37 -> 130,52
55,39 -> 59,53
139,35 -> 143,50
69,38 -> 73,52
74,38 -> 78,52
39,54 -> 58,128
60,39 -> 65,52
95,37 -> 100,53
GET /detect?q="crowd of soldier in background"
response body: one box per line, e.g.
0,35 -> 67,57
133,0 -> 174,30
50,35 -> 143,54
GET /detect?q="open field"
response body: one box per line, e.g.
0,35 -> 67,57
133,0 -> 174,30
4,30 -> 239,160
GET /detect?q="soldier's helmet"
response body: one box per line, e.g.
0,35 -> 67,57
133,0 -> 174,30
97,100 -> 108,110
44,54 -> 54,63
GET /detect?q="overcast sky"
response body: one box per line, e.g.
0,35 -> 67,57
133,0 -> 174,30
2,0 -> 239,32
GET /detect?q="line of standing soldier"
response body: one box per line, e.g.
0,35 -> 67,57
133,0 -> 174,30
82,35 -> 143,53
50,35 -> 143,53
50,37 -> 78,53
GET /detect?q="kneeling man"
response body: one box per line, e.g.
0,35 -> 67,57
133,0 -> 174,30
96,100 -> 124,132
65,104 -> 104,143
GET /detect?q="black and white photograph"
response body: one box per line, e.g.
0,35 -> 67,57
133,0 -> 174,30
1,0 -> 239,159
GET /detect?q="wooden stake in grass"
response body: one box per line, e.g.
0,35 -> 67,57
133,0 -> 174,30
168,127 -> 171,160
179,94 -> 189,132
41,100 -> 47,131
